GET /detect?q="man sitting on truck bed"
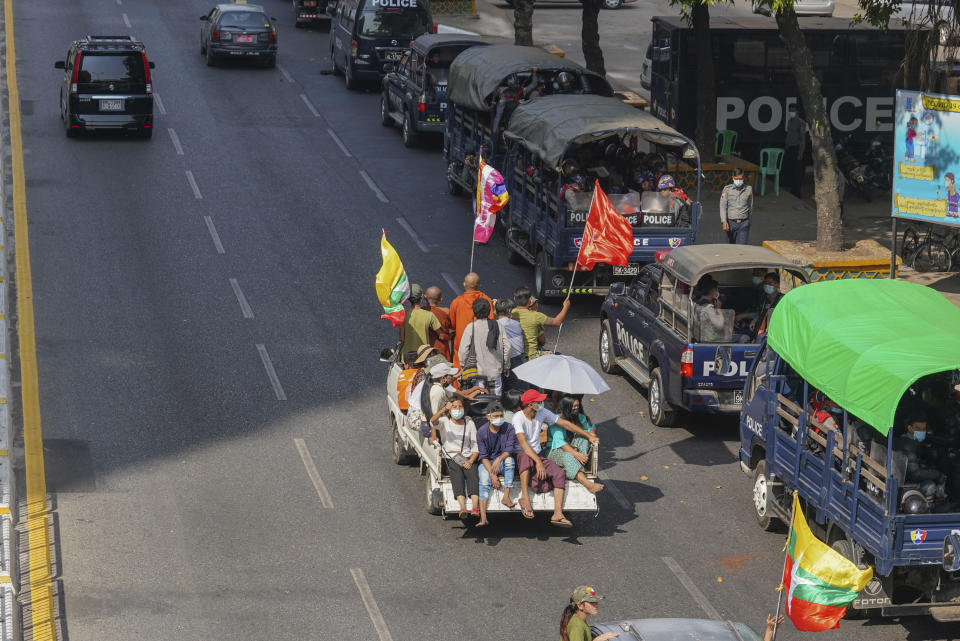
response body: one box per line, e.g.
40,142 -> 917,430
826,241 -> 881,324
512,389 -> 597,527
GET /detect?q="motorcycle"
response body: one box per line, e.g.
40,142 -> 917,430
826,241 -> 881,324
835,135 -> 872,202
864,136 -> 893,191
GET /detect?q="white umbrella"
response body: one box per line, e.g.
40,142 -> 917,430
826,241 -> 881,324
512,354 -> 611,395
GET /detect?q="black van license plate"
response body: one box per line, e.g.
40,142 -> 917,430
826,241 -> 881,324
384,51 -> 403,61
613,264 -> 640,276
99,99 -> 124,111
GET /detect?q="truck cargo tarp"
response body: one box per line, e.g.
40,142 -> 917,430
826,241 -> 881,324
503,95 -> 694,167
446,45 -> 611,112
767,279 -> 960,436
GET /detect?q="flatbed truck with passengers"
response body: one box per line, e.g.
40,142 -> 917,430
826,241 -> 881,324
381,345 -> 600,517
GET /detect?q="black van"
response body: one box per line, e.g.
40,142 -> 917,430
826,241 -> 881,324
55,35 -> 156,138
330,0 -> 435,90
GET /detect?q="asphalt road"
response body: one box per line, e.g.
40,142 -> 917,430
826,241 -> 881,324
5,1 -> 954,640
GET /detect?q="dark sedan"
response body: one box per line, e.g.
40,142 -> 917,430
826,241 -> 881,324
200,3 -> 278,68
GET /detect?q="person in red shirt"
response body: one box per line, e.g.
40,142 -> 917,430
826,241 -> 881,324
424,286 -> 454,360
448,272 -> 493,369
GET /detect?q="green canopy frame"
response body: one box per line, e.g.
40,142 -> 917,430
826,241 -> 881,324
767,279 -> 960,435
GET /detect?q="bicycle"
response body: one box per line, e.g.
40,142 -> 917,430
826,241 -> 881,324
902,222 -> 960,272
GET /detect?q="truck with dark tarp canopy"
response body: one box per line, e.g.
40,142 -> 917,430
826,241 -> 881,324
443,44 -> 613,196
739,279 -> 960,622
501,94 -> 701,299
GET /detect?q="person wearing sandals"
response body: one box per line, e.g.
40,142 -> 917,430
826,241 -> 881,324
430,398 -> 480,519
475,400 -> 517,527
512,389 -> 597,527
560,586 -> 619,641
546,396 -> 604,494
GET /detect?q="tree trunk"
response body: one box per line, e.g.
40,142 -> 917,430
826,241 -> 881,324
580,0 -> 606,76
776,7 -> 842,252
514,0 -> 534,46
692,1 -> 716,162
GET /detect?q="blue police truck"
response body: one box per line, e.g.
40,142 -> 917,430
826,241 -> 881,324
599,245 -> 806,426
739,279 -> 960,622
502,94 -> 705,300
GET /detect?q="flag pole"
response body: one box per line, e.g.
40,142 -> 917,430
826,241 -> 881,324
771,492 -> 797,641
553,195 -> 591,354
469,238 -> 477,273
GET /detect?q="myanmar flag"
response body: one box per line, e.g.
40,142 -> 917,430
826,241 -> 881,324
783,494 -> 873,631
375,232 -> 409,327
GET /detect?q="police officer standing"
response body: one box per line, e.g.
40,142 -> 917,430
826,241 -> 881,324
720,167 -> 753,244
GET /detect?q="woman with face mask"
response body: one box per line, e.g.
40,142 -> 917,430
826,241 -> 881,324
430,398 -> 480,519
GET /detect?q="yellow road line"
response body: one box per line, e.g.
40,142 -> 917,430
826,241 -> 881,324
4,0 -> 57,638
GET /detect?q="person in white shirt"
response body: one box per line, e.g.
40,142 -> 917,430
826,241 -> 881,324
430,398 -> 480,519
512,389 -> 598,527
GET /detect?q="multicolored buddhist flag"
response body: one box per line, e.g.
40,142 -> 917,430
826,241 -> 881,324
782,493 -> 873,631
375,232 -> 409,327
474,156 -> 509,244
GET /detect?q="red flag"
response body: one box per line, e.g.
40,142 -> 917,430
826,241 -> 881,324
576,180 -> 634,270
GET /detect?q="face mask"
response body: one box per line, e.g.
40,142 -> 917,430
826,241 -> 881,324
788,112 -> 796,120
491,417 -> 505,427
450,409 -> 465,420
752,276 -> 763,286
733,179 -> 744,187
913,430 -> 927,442
763,284 -> 775,295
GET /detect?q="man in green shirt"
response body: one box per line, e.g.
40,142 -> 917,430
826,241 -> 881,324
399,284 -> 441,363
511,285 -> 570,359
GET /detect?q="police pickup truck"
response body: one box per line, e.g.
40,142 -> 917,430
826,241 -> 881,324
598,245 -> 807,426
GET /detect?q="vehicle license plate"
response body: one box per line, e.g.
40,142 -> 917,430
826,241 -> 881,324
304,0 -> 317,5
613,264 -> 640,276
384,51 -> 403,61
440,102 -> 447,110
236,34 -> 254,43
99,99 -> 123,111
734,389 -> 744,405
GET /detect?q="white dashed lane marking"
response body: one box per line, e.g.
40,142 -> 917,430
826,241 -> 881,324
299,93 -> 320,117
256,344 -> 287,401
327,128 -> 352,157
122,12 -> 131,27
662,556 -> 722,620
360,170 -> 389,204
185,170 -> 202,199
293,438 -> 334,508
395,216 -> 428,253
167,128 -> 183,155
351,568 -> 395,641
203,216 -> 225,255
154,93 -> 166,115
277,63 -> 294,83
229,278 -> 254,319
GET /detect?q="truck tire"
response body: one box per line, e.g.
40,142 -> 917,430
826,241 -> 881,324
752,460 -> 779,531
446,161 -> 464,196
830,538 -> 872,619
599,320 -> 620,374
206,46 -> 216,67
330,43 -> 343,75
425,475 -> 442,515
392,419 -> 414,465
648,367 -> 675,427
401,111 -> 419,147
380,93 -> 393,127
535,250 -> 556,301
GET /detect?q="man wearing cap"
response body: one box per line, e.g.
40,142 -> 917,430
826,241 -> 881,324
513,389 -> 598,527
399,284 -> 442,365
475,400 -> 517,527
562,587 -> 618,641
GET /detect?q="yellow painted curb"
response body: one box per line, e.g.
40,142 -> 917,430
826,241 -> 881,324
4,0 -> 57,637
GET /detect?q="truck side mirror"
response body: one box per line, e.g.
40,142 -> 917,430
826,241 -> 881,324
379,347 -> 396,363
714,345 -> 733,377
944,533 -> 960,572
149,61 -> 156,69
200,15 -> 209,20
609,282 -> 625,296
54,60 -> 66,69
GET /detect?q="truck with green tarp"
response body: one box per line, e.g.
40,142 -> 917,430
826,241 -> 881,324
738,279 -> 960,622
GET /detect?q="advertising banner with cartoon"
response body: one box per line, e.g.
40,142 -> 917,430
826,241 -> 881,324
893,89 -> 960,226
